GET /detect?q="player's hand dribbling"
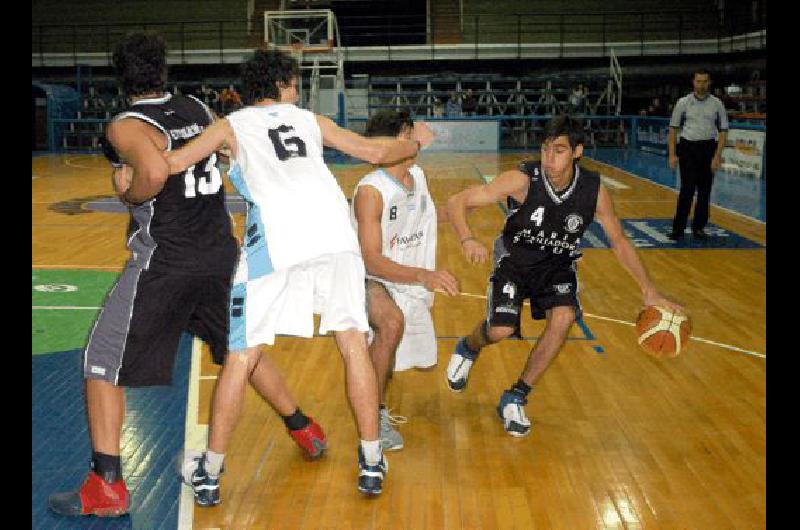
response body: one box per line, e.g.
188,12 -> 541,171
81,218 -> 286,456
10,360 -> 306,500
419,270 -> 460,296
643,290 -> 685,315
461,238 -> 488,265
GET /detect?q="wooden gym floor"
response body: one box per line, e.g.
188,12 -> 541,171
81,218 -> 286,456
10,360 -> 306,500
32,151 -> 765,529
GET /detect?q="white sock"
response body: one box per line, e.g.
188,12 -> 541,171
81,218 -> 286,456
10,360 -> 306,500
205,450 -> 225,477
361,439 -> 382,466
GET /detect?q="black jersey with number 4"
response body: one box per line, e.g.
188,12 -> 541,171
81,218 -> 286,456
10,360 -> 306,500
111,93 -> 238,276
501,160 -> 600,269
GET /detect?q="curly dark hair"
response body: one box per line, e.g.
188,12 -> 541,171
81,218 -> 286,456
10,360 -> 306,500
365,109 -> 414,138
241,49 -> 299,104
112,32 -> 167,97
543,114 -> 585,149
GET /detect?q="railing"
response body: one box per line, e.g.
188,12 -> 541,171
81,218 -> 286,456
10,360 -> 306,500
51,114 -> 764,152
32,10 -> 765,66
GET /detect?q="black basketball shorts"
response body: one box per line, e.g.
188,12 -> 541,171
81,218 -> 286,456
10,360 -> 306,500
486,259 -> 582,333
83,264 -> 232,387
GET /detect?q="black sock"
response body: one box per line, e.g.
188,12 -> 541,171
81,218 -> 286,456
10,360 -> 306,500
510,379 -> 532,399
379,404 -> 386,412
91,451 -> 122,483
282,408 -> 310,431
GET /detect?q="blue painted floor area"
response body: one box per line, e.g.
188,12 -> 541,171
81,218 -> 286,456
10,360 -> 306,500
32,334 -> 192,529
579,219 -> 763,249
586,148 -> 766,222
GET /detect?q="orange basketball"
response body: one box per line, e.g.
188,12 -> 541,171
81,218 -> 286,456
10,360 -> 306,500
636,306 -> 691,358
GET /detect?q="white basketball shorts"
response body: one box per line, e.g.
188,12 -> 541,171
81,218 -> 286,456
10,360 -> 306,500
229,251 -> 369,349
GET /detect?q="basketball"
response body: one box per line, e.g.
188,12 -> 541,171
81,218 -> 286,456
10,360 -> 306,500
636,306 -> 691,358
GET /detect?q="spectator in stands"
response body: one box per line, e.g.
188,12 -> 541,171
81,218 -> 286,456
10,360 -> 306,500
445,91 -> 461,117
200,84 -> 220,112
713,87 -> 735,111
569,84 -> 586,114
433,97 -> 444,117
461,88 -> 478,116
220,84 -> 242,114
649,97 -> 666,117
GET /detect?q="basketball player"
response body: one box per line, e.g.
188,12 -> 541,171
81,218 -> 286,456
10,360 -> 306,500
351,110 -> 459,451
48,34 -> 326,517
165,49 -> 434,496
445,115 -> 683,437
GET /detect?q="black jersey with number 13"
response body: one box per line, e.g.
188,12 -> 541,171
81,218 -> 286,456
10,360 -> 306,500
111,94 -> 238,276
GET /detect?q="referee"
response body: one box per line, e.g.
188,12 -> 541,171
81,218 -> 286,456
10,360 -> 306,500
667,69 -> 728,241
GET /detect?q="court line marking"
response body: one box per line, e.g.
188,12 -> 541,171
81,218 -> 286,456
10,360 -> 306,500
65,155 -> 103,170
32,264 -> 125,271
178,337 -> 206,530
586,157 -> 766,225
30,302 -> 765,359
32,306 -> 101,310
456,291 -> 765,359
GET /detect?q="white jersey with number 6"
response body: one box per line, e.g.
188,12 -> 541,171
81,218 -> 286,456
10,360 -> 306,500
226,103 -> 360,280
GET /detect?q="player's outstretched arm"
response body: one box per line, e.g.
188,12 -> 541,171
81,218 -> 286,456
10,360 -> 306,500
595,184 -> 684,313
106,118 -> 170,204
446,169 -> 529,265
354,185 -> 459,295
316,115 -> 430,165
165,119 -> 237,175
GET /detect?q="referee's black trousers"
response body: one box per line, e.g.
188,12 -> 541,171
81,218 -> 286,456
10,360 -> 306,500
672,139 -> 717,234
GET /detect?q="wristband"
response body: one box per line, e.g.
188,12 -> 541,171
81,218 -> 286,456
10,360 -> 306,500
100,137 -> 124,168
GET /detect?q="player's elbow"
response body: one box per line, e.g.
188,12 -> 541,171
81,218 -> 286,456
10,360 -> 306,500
137,159 -> 170,190
446,192 -> 466,215
366,144 -> 391,165
362,252 -> 383,276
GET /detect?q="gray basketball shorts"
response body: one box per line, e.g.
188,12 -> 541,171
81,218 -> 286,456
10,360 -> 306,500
83,263 -> 232,387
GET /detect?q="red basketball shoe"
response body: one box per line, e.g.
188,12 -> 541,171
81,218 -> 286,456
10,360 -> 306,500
48,470 -> 130,517
288,417 -> 327,459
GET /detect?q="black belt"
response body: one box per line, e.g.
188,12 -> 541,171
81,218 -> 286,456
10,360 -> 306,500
680,138 -> 717,143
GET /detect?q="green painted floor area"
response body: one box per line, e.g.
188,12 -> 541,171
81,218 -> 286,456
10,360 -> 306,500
32,269 -> 119,355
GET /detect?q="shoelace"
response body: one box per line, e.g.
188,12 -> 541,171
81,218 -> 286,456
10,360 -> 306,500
382,408 -> 408,426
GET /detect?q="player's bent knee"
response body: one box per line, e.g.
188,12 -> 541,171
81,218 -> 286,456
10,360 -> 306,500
384,309 -> 405,340
487,325 -> 515,343
551,306 -> 577,328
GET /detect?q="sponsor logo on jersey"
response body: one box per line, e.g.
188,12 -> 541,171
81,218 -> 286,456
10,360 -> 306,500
169,123 -> 205,140
512,229 -> 578,253
554,283 -> 572,294
565,214 -> 584,233
389,230 -> 425,249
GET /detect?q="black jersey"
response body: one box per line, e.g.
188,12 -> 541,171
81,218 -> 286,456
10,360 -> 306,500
112,93 -> 238,276
501,160 -> 600,269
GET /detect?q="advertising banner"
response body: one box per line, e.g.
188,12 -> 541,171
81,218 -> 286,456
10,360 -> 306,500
425,120 -> 499,151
